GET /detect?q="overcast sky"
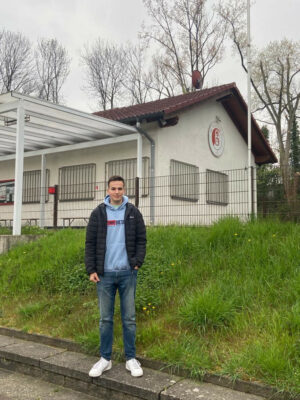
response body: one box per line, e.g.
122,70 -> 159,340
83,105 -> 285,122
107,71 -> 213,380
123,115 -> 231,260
0,0 -> 299,113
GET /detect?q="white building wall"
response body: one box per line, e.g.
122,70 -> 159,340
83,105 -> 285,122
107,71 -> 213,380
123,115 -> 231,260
0,138 -> 151,226
142,100 -> 256,225
0,99 -> 257,227
150,99 -> 255,174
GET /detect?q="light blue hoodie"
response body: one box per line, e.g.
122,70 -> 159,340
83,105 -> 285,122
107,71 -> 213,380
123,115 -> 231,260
104,195 -> 130,272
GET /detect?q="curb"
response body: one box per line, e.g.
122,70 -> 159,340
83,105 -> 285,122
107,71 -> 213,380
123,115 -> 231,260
0,326 -> 299,400
0,326 -> 81,352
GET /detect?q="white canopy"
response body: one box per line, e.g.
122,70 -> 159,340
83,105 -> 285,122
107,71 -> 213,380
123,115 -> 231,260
0,92 -> 143,234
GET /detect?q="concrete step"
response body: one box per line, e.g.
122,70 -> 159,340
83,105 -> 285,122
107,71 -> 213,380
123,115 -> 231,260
0,333 -> 288,400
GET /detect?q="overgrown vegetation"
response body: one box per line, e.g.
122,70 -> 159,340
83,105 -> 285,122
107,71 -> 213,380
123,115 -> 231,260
0,226 -> 48,235
0,219 -> 299,394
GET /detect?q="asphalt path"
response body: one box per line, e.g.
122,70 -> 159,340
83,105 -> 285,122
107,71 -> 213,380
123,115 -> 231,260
0,367 -> 102,400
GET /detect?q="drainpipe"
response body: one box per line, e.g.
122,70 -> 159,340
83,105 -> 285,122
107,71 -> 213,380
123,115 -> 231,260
136,121 -> 155,225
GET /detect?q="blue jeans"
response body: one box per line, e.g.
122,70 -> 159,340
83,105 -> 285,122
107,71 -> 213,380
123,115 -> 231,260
96,269 -> 137,361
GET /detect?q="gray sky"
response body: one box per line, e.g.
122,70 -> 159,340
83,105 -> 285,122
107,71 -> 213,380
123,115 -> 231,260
0,0 -> 299,113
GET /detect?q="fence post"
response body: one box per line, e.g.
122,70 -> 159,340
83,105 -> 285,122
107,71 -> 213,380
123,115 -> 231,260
135,177 -> 139,208
53,185 -> 59,228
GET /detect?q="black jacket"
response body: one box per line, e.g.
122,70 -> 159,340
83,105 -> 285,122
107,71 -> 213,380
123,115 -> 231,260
85,202 -> 146,276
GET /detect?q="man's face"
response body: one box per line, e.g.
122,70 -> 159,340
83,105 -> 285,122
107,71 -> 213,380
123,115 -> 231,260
107,180 -> 125,205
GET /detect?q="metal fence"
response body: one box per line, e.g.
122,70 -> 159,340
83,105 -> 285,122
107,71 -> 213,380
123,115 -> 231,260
0,166 -> 299,227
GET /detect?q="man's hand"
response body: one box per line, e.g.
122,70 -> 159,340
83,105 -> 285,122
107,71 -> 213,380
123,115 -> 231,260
89,272 -> 100,283
134,266 -> 139,270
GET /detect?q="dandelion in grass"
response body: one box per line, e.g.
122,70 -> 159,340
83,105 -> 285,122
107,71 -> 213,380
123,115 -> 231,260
171,263 -> 175,266
143,307 -> 147,311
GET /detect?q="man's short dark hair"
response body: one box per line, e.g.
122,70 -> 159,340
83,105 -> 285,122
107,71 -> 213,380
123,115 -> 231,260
107,175 -> 125,187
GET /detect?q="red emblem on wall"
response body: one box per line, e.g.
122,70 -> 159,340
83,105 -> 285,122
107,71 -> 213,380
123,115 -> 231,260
212,128 -> 220,147
208,122 -> 225,157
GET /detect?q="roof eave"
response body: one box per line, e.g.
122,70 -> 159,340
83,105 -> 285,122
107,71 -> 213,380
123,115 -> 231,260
118,111 -> 165,125
219,87 -> 278,165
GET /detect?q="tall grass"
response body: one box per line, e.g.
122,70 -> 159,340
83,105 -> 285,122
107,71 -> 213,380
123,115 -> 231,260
0,229 -> 89,294
0,218 -> 299,394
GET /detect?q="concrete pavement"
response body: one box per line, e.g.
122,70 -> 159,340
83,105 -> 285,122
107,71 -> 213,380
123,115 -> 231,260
0,367 -> 99,400
0,328 -> 297,400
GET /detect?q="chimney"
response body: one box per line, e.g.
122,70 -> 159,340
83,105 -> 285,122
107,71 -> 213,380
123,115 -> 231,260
192,70 -> 203,90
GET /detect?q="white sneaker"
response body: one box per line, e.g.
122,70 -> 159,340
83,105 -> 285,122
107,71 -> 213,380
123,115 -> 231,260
126,358 -> 143,377
88,357 -> 112,377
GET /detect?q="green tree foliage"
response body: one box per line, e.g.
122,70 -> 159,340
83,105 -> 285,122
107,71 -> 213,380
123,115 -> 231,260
260,125 -> 269,141
257,126 -> 285,217
290,117 -> 300,173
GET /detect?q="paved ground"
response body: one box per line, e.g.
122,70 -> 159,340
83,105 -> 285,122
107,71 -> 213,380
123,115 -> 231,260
0,367 -> 100,400
0,329 -> 284,400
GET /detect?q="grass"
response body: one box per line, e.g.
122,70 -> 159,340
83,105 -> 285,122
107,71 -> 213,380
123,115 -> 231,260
0,225 -> 47,235
0,218 -> 299,394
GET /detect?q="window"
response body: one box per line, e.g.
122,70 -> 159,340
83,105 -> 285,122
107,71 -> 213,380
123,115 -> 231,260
105,157 -> 149,197
206,169 -> 229,205
0,180 -> 14,205
170,159 -> 199,202
59,163 -> 96,201
23,170 -> 50,204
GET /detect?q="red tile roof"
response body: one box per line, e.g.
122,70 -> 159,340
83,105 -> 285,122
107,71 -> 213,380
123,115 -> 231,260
93,82 -> 277,164
94,83 -> 236,122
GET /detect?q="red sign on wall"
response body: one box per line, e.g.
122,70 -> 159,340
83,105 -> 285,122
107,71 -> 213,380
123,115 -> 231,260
48,186 -> 56,195
0,179 -> 14,205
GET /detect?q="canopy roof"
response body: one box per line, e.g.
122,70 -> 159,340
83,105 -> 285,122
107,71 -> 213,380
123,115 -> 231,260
0,92 -> 138,160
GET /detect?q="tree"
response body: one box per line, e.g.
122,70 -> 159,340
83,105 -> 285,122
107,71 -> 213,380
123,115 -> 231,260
260,125 -> 270,142
122,44 -> 153,105
142,0 -> 226,94
290,117 -> 300,173
34,38 -> 70,104
252,40 -> 300,199
0,30 -> 34,94
81,39 -> 127,110
289,117 -> 300,220
218,1 -> 300,201
256,125 -> 288,218
147,55 -> 179,99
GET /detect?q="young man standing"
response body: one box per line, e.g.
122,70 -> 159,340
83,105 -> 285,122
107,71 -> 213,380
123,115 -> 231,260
85,176 -> 146,378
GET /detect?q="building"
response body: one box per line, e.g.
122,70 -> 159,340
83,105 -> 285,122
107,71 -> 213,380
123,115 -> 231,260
0,83 -> 276,230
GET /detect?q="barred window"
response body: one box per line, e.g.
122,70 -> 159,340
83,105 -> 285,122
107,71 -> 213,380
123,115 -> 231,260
105,157 -> 149,197
59,163 -> 96,201
23,170 -> 50,204
206,169 -> 229,205
170,159 -> 199,202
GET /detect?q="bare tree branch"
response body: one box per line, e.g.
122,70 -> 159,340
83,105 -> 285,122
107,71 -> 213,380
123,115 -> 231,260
81,39 -> 127,110
122,44 -> 153,104
0,29 -> 34,94
218,0 -> 300,200
34,38 -> 70,104
142,0 -> 226,94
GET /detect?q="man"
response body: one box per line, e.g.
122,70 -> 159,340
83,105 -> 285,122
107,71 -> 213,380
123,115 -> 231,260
85,175 -> 146,378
